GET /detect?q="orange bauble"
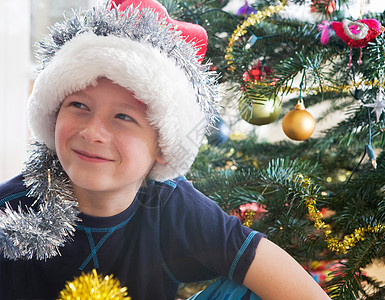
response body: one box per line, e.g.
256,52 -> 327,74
282,100 -> 315,141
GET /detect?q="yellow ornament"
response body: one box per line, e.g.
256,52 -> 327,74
239,97 -> 282,125
282,99 -> 315,140
58,269 -> 130,300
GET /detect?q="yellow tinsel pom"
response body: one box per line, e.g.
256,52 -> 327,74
58,269 -> 130,300
242,209 -> 257,228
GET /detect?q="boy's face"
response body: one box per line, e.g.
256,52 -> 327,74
55,77 -> 165,196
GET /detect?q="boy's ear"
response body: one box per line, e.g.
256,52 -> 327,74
156,153 -> 167,165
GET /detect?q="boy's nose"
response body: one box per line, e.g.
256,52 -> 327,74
80,115 -> 110,144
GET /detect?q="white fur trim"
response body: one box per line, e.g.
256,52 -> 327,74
28,32 -> 206,181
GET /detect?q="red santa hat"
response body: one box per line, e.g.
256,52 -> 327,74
27,0 -> 219,182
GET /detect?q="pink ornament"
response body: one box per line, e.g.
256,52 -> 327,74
318,19 -> 384,48
318,18 -> 384,66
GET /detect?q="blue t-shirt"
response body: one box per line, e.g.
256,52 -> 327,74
0,175 -> 264,299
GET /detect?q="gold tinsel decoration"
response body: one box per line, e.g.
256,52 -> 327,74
241,78 -> 385,95
295,174 -> 385,254
225,1 -> 287,71
58,269 -> 131,300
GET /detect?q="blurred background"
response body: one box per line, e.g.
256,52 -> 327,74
1,0 -> 92,181
0,0 -> 223,181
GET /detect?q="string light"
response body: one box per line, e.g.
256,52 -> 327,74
225,1 -> 287,71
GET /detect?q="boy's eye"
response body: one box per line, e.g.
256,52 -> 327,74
116,113 -> 135,122
70,102 -> 88,110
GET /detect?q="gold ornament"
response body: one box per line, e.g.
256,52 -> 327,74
239,96 -> 282,125
58,269 -> 130,300
282,99 -> 315,141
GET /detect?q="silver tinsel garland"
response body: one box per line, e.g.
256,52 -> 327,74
0,143 -> 79,260
36,2 -> 219,130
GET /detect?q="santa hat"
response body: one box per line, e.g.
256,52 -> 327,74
27,0 -> 219,182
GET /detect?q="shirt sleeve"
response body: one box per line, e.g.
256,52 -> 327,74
159,179 -> 264,284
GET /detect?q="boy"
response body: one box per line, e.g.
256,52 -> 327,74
0,0 -> 330,299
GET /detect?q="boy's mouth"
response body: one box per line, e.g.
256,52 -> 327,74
73,150 -> 113,162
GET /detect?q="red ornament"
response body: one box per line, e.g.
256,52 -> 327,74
310,0 -> 336,16
243,60 -> 275,82
230,202 -> 267,226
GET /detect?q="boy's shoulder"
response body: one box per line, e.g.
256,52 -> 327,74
150,176 -> 219,212
156,176 -> 191,190
143,176 -> 207,206
151,176 -> 200,197
0,174 -> 31,207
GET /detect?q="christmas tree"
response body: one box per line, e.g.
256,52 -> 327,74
162,0 -> 385,299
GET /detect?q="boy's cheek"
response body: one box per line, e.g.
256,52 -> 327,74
54,116 -> 71,152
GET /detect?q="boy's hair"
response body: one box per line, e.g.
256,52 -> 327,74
27,0 -> 219,182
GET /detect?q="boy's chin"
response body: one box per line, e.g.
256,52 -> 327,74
69,174 -> 143,195
69,174 -> 111,192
